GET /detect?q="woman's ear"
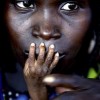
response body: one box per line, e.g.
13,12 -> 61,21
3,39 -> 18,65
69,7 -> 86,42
88,31 -> 96,54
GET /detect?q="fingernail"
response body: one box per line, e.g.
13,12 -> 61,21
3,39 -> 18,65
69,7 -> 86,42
55,52 -> 59,57
50,44 -> 55,49
31,43 -> 35,46
43,76 -> 55,83
40,42 -> 44,46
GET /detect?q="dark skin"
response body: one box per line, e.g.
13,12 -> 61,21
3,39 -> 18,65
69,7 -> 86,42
4,0 -> 100,100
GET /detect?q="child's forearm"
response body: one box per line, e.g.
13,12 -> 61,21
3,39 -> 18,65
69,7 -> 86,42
27,85 -> 47,100
24,77 -> 48,100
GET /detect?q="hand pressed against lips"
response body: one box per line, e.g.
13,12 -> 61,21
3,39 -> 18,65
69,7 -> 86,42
24,43 -> 59,78
24,45 -> 66,61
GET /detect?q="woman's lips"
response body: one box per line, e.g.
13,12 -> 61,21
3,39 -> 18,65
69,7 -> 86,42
59,54 -> 65,60
24,50 -> 66,60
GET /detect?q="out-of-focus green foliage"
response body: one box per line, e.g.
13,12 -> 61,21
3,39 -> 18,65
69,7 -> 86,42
87,64 -> 100,79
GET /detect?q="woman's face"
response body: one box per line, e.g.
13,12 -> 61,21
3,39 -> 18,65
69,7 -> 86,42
5,0 -> 91,69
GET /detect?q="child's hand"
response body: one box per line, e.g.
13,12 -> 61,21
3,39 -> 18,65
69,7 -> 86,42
23,43 -> 59,100
24,43 -> 59,80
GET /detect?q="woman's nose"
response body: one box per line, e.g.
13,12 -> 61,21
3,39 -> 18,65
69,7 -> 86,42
32,23 -> 61,40
32,8 -> 62,40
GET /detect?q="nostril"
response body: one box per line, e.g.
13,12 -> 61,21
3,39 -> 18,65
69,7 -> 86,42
53,33 -> 61,39
32,31 -> 39,37
53,28 -> 61,39
32,25 -> 61,40
32,25 -> 40,37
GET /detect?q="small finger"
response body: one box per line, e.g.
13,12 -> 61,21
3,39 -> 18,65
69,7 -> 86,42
37,43 -> 45,65
24,59 -> 30,76
45,44 -> 55,66
29,43 -> 35,61
48,52 -> 59,73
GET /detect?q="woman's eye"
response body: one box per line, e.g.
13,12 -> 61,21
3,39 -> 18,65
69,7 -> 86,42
61,2 -> 79,11
16,1 -> 34,9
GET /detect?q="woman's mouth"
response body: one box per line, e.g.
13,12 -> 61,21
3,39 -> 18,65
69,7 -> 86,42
23,50 -> 66,60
